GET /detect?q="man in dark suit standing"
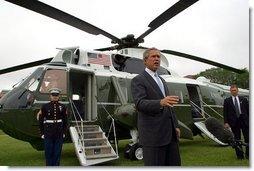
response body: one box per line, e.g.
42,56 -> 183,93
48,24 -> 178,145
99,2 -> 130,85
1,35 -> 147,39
131,47 -> 181,166
223,84 -> 249,159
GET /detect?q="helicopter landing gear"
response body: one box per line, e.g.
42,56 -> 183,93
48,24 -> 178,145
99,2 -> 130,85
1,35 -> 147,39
124,129 -> 143,160
124,143 -> 143,160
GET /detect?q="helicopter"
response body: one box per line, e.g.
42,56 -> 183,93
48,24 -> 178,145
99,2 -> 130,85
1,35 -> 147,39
0,0 -> 249,166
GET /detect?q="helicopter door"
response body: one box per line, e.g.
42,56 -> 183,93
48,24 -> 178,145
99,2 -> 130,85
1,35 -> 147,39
186,84 -> 204,119
69,70 -> 97,122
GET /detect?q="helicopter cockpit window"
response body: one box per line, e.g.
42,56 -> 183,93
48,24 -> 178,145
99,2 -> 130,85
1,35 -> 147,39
10,67 -> 44,108
19,68 -> 44,91
39,69 -> 67,94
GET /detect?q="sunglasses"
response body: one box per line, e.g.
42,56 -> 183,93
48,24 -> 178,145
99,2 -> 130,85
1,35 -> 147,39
51,93 -> 60,97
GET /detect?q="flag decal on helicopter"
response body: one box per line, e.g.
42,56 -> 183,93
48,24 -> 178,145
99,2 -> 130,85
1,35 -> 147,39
88,52 -> 111,66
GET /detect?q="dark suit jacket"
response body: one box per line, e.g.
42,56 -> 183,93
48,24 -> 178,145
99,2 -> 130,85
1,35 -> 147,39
131,70 -> 179,147
223,96 -> 249,127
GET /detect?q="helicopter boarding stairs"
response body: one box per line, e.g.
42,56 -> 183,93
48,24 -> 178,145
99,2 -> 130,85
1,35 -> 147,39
190,100 -> 227,146
68,99 -> 119,166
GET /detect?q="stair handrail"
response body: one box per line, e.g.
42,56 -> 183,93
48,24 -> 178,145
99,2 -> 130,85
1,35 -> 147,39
190,100 -> 210,118
100,103 -> 119,156
200,99 -> 223,118
69,98 -> 85,154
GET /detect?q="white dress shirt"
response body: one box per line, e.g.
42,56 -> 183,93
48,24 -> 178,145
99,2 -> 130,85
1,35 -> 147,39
145,68 -> 165,96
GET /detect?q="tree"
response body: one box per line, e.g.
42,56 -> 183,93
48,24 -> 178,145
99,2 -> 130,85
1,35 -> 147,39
194,68 -> 249,89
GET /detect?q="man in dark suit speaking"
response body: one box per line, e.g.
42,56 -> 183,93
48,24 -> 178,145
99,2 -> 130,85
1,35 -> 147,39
223,84 -> 249,159
131,48 -> 181,166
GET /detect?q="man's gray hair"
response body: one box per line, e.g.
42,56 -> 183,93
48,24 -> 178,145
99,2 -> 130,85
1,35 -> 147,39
230,84 -> 238,89
143,47 -> 160,61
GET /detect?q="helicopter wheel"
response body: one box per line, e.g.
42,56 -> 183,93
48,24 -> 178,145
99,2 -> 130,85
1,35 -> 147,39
129,143 -> 143,160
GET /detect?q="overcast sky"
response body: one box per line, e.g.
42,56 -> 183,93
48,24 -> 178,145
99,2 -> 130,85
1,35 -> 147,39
0,0 -> 250,90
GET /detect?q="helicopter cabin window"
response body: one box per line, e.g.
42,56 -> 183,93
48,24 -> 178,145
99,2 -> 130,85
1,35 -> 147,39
123,58 -> 145,74
112,55 -> 171,75
39,69 -> 67,94
62,50 -> 72,63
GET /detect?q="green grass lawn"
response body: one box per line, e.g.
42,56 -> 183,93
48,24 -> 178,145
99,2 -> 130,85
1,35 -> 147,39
0,131 -> 249,167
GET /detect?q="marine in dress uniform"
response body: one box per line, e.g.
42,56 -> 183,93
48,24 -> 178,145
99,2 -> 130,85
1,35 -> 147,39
38,88 -> 68,166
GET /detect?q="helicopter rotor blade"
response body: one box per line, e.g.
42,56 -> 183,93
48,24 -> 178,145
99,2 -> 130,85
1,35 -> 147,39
0,57 -> 53,75
136,0 -> 199,43
5,0 -> 122,44
161,49 -> 245,74
95,45 -> 120,51
95,45 -> 150,51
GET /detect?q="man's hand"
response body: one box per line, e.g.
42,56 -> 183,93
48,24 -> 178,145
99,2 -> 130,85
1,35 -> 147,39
63,134 -> 65,138
224,123 -> 230,129
36,110 -> 42,120
175,128 -> 180,139
160,96 -> 179,107
41,135 -> 44,139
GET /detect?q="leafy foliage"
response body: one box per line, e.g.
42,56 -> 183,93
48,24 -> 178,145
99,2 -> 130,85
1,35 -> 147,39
194,68 -> 249,89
